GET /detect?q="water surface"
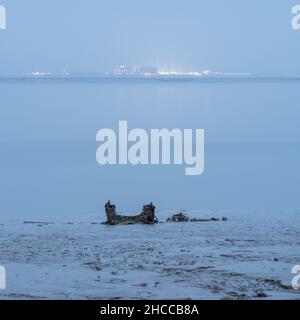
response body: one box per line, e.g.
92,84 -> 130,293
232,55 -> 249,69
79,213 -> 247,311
0,77 -> 299,218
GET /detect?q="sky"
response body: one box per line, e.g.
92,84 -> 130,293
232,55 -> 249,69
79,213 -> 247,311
0,0 -> 300,75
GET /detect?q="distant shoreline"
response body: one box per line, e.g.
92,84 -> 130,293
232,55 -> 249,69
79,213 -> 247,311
1,75 -> 300,82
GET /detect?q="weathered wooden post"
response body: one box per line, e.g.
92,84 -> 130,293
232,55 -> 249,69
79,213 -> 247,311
105,201 -> 117,225
140,202 -> 156,224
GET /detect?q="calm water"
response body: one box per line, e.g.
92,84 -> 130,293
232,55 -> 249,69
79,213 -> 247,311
0,77 -> 299,218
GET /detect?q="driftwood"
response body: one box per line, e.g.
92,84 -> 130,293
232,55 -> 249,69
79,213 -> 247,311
166,212 -> 189,222
105,201 -> 158,225
167,213 -> 228,223
190,217 -> 228,222
190,218 -> 219,222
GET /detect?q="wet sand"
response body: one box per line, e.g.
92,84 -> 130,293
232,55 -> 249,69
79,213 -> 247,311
0,210 -> 300,300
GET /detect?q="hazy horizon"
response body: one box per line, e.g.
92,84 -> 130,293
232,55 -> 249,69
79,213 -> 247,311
1,0 -> 300,75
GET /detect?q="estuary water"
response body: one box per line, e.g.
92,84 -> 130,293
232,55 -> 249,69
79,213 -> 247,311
0,77 -> 299,219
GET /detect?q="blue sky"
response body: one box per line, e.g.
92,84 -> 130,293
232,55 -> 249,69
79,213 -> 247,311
0,0 -> 299,75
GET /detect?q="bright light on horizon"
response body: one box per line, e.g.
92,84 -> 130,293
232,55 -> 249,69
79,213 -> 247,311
157,66 -> 210,77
